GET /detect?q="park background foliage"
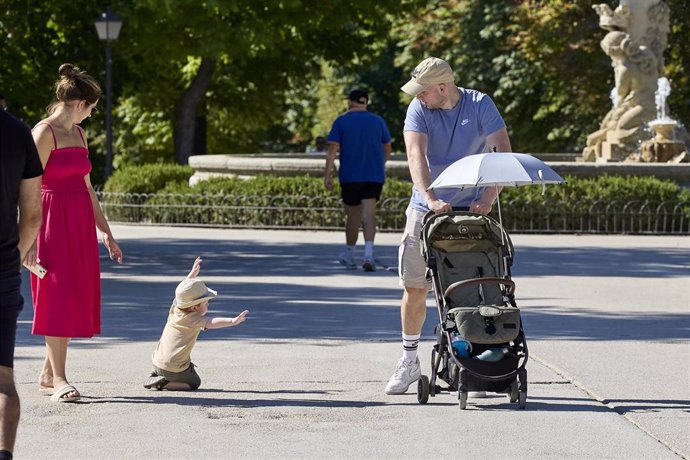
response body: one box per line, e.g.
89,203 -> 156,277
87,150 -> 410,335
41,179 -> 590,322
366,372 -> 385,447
101,164 -> 690,232
1,0 -> 688,184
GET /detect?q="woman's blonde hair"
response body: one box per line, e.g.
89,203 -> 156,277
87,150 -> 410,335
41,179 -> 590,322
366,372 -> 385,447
47,63 -> 102,114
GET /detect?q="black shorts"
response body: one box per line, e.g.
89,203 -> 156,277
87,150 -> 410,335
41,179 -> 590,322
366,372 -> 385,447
0,271 -> 23,368
340,182 -> 383,206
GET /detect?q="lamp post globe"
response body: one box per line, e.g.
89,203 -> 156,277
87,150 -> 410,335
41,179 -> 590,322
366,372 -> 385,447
94,7 -> 122,181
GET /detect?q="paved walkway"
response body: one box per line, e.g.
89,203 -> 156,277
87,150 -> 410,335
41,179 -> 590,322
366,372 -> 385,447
12,225 -> 689,459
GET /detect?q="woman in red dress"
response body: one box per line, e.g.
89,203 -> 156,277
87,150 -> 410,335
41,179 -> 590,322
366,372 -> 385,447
26,63 -> 123,402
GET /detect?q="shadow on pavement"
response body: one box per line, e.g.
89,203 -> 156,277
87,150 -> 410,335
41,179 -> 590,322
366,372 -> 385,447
601,398 -> 690,414
522,308 -> 690,341
78,395 -> 404,408
25,237 -> 686,279
513,246 -> 689,278
15,236 -> 690,346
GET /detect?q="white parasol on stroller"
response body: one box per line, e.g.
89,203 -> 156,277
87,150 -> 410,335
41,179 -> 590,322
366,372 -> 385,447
428,151 -> 564,217
428,151 -> 565,190
428,152 -> 565,258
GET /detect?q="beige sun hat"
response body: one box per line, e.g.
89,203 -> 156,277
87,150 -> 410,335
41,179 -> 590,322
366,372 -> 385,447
173,278 -> 217,309
401,57 -> 455,96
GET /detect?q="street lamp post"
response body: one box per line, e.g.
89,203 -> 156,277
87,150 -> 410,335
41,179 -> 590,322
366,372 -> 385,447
94,7 -> 122,181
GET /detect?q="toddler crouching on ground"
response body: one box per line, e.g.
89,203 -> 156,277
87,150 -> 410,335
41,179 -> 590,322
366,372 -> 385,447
144,256 -> 248,391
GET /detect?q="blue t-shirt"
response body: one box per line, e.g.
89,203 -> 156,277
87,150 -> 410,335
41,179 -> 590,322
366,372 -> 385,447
403,87 -> 506,211
327,111 -> 392,183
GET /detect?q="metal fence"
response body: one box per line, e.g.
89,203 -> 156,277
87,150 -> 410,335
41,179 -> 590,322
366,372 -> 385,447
97,192 -> 690,234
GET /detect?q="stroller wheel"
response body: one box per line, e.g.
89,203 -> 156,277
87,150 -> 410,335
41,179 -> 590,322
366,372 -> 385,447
518,391 -> 527,409
458,391 -> 467,410
417,375 -> 430,404
509,381 -> 519,403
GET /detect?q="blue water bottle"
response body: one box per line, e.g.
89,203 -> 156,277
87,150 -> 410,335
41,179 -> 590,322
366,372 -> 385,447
451,333 -> 472,358
475,346 -> 510,362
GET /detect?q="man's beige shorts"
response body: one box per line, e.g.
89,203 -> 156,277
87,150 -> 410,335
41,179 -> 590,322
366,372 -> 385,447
398,206 -> 431,290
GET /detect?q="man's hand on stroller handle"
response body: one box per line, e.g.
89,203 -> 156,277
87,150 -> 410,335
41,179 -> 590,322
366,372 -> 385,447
469,199 -> 493,215
429,198 -> 452,214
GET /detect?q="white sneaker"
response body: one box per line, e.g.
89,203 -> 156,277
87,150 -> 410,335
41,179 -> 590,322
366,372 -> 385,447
469,391 -> 488,398
385,358 -> 421,395
339,252 -> 356,270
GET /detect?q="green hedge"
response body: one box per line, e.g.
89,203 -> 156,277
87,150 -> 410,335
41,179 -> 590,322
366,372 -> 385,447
101,164 -> 690,232
499,175 -> 690,204
104,163 -> 194,194
103,164 -> 690,203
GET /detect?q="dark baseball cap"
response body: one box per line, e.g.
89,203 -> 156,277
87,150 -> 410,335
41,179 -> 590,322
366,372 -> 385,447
348,89 -> 368,104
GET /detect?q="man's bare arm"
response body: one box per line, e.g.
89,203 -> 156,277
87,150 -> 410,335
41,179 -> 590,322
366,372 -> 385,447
404,131 -> 450,213
486,127 -> 512,154
17,177 -> 42,263
471,127 -> 513,213
383,142 -> 392,162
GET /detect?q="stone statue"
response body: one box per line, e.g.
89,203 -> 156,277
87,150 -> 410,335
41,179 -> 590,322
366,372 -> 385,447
582,31 -> 658,161
582,0 -> 671,162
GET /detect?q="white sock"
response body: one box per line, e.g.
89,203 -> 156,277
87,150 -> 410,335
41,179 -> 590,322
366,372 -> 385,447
402,333 -> 420,362
364,241 -> 374,258
345,245 -> 355,255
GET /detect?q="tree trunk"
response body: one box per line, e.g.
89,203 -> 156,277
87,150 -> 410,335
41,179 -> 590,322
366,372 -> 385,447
174,57 -> 216,164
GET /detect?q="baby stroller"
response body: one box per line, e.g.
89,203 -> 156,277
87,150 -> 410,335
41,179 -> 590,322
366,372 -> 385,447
416,210 -> 528,409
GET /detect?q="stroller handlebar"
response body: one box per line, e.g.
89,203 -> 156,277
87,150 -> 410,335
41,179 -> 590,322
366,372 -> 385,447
422,207 -> 473,226
444,277 -> 515,299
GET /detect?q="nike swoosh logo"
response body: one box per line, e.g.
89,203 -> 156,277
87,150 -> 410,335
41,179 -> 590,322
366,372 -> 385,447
461,119 -> 470,126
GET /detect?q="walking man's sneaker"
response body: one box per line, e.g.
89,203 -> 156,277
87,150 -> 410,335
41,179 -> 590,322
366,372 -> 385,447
385,357 -> 421,394
362,257 -> 376,272
339,252 -> 357,270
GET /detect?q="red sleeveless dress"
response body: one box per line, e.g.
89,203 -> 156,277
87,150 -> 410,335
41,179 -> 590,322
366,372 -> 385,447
31,124 -> 101,337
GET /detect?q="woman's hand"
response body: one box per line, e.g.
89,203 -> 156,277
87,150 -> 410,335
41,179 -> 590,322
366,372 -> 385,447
103,233 -> 123,264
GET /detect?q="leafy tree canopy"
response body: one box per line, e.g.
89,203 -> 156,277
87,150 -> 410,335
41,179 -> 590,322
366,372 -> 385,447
1,0 -> 687,174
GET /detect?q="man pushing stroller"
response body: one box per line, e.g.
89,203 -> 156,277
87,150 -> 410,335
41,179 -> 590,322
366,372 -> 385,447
386,57 -> 512,396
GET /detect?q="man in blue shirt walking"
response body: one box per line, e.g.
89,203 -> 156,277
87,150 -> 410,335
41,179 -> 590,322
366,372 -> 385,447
325,89 -> 392,271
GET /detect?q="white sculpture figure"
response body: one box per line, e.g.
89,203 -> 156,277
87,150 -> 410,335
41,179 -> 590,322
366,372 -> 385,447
582,31 -> 658,161
593,4 -> 632,31
582,0 -> 671,162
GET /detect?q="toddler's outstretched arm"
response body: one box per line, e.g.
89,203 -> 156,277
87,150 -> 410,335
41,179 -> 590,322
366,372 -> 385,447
206,310 -> 249,330
187,256 -> 203,279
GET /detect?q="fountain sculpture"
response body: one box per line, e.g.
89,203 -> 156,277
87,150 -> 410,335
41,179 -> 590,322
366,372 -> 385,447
581,0 -> 688,162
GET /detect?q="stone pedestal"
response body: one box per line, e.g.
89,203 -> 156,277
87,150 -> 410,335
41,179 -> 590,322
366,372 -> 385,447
599,141 -> 630,162
640,141 -> 685,162
650,120 -> 676,142
639,119 -> 688,162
